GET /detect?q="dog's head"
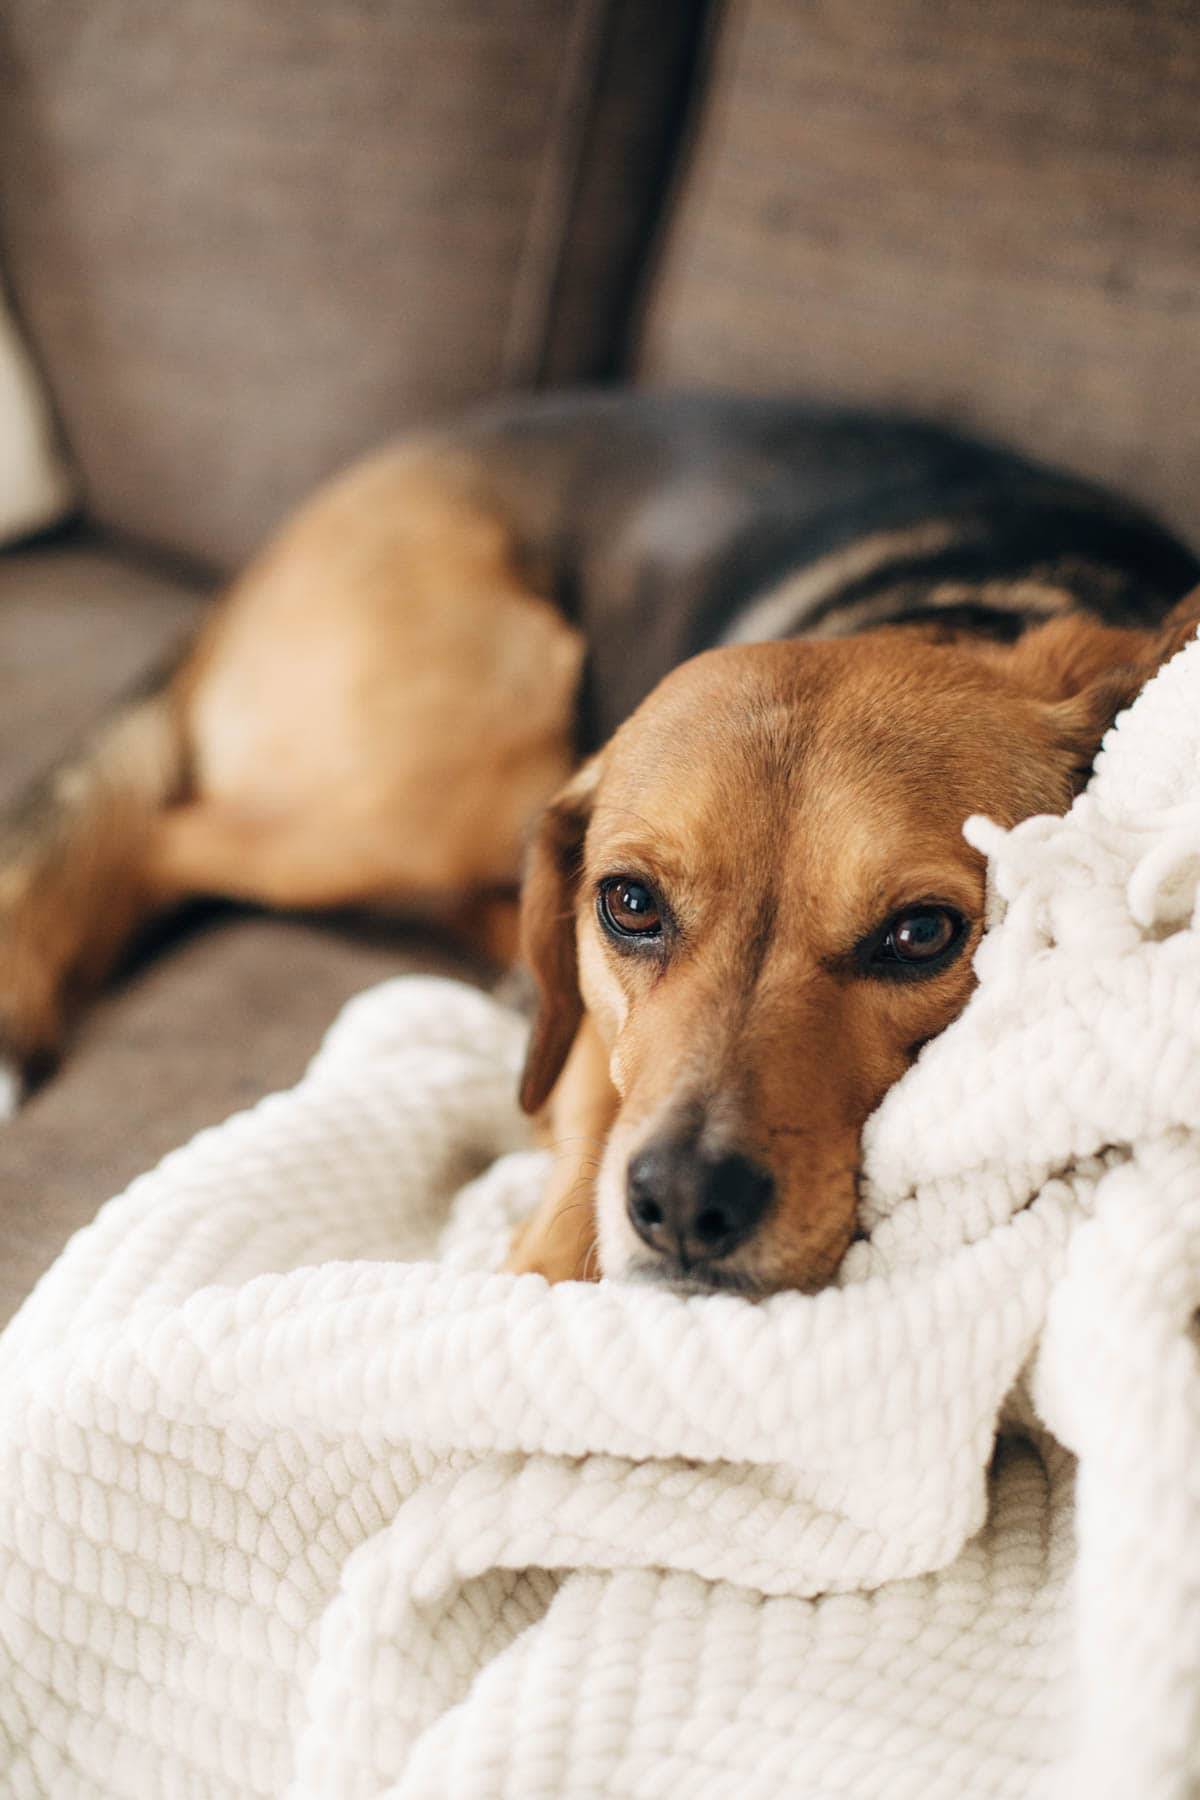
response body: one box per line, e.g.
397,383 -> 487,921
518,602 -> 1194,1293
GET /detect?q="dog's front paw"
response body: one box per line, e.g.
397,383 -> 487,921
503,1210 -> 599,1284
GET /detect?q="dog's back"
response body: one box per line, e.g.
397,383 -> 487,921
432,391 -> 1198,740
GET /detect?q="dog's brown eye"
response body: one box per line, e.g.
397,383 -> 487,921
891,910 -> 956,959
598,877 -> 663,939
874,905 -> 963,972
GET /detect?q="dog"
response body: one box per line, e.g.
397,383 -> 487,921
2,391 -> 1197,1294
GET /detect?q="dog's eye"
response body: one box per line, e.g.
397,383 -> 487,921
598,876 -> 663,939
871,906 -> 964,974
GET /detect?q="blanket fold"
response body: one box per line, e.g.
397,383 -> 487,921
1,635 -> 1198,1798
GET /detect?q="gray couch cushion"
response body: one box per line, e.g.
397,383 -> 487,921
636,0 -> 1200,544
0,0 -> 702,567
0,535 -> 205,805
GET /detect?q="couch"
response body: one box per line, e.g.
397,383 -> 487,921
1,0 -> 1196,1325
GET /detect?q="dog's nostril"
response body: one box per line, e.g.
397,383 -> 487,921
627,1149 -> 673,1249
694,1207 -> 728,1244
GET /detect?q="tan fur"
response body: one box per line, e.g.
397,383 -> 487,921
0,447 -> 583,1084
155,447 -> 584,907
0,691 -> 187,1074
509,595 -> 1199,1292
507,1014 -> 614,1282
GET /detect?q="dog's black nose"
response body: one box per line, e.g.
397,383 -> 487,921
626,1138 -> 773,1265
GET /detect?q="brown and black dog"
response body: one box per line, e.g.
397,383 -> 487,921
2,392 -> 1197,1293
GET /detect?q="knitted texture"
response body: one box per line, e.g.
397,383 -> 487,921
1,637 -> 1198,1797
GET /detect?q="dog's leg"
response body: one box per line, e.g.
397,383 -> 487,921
170,444 -> 583,916
146,802 -> 406,909
506,1015 -> 616,1282
0,686 -> 188,1107
147,806 -> 524,971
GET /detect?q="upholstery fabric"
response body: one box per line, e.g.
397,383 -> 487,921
0,0 -> 701,567
635,0 -> 1200,543
0,538 -> 204,808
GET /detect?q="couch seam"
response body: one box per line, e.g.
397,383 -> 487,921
500,0 -> 615,389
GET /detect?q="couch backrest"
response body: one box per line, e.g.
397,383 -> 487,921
6,0 -> 1197,570
0,0 -> 702,567
635,0 -> 1200,545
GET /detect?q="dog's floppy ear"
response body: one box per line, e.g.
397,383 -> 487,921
518,755 -> 602,1115
1005,592 -> 1200,794
1149,582 -> 1200,669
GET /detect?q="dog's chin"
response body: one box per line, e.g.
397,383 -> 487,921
618,1256 -> 769,1298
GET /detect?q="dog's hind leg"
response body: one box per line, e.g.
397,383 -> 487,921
0,681 -> 189,1108
146,801 -> 403,909
163,444 -> 585,925
147,804 -> 523,963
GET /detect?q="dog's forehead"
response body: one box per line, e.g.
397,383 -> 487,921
585,639 -> 1024,907
603,645 -> 823,784
598,641 -> 988,815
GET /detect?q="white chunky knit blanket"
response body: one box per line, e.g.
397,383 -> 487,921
2,637 -> 1199,1799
